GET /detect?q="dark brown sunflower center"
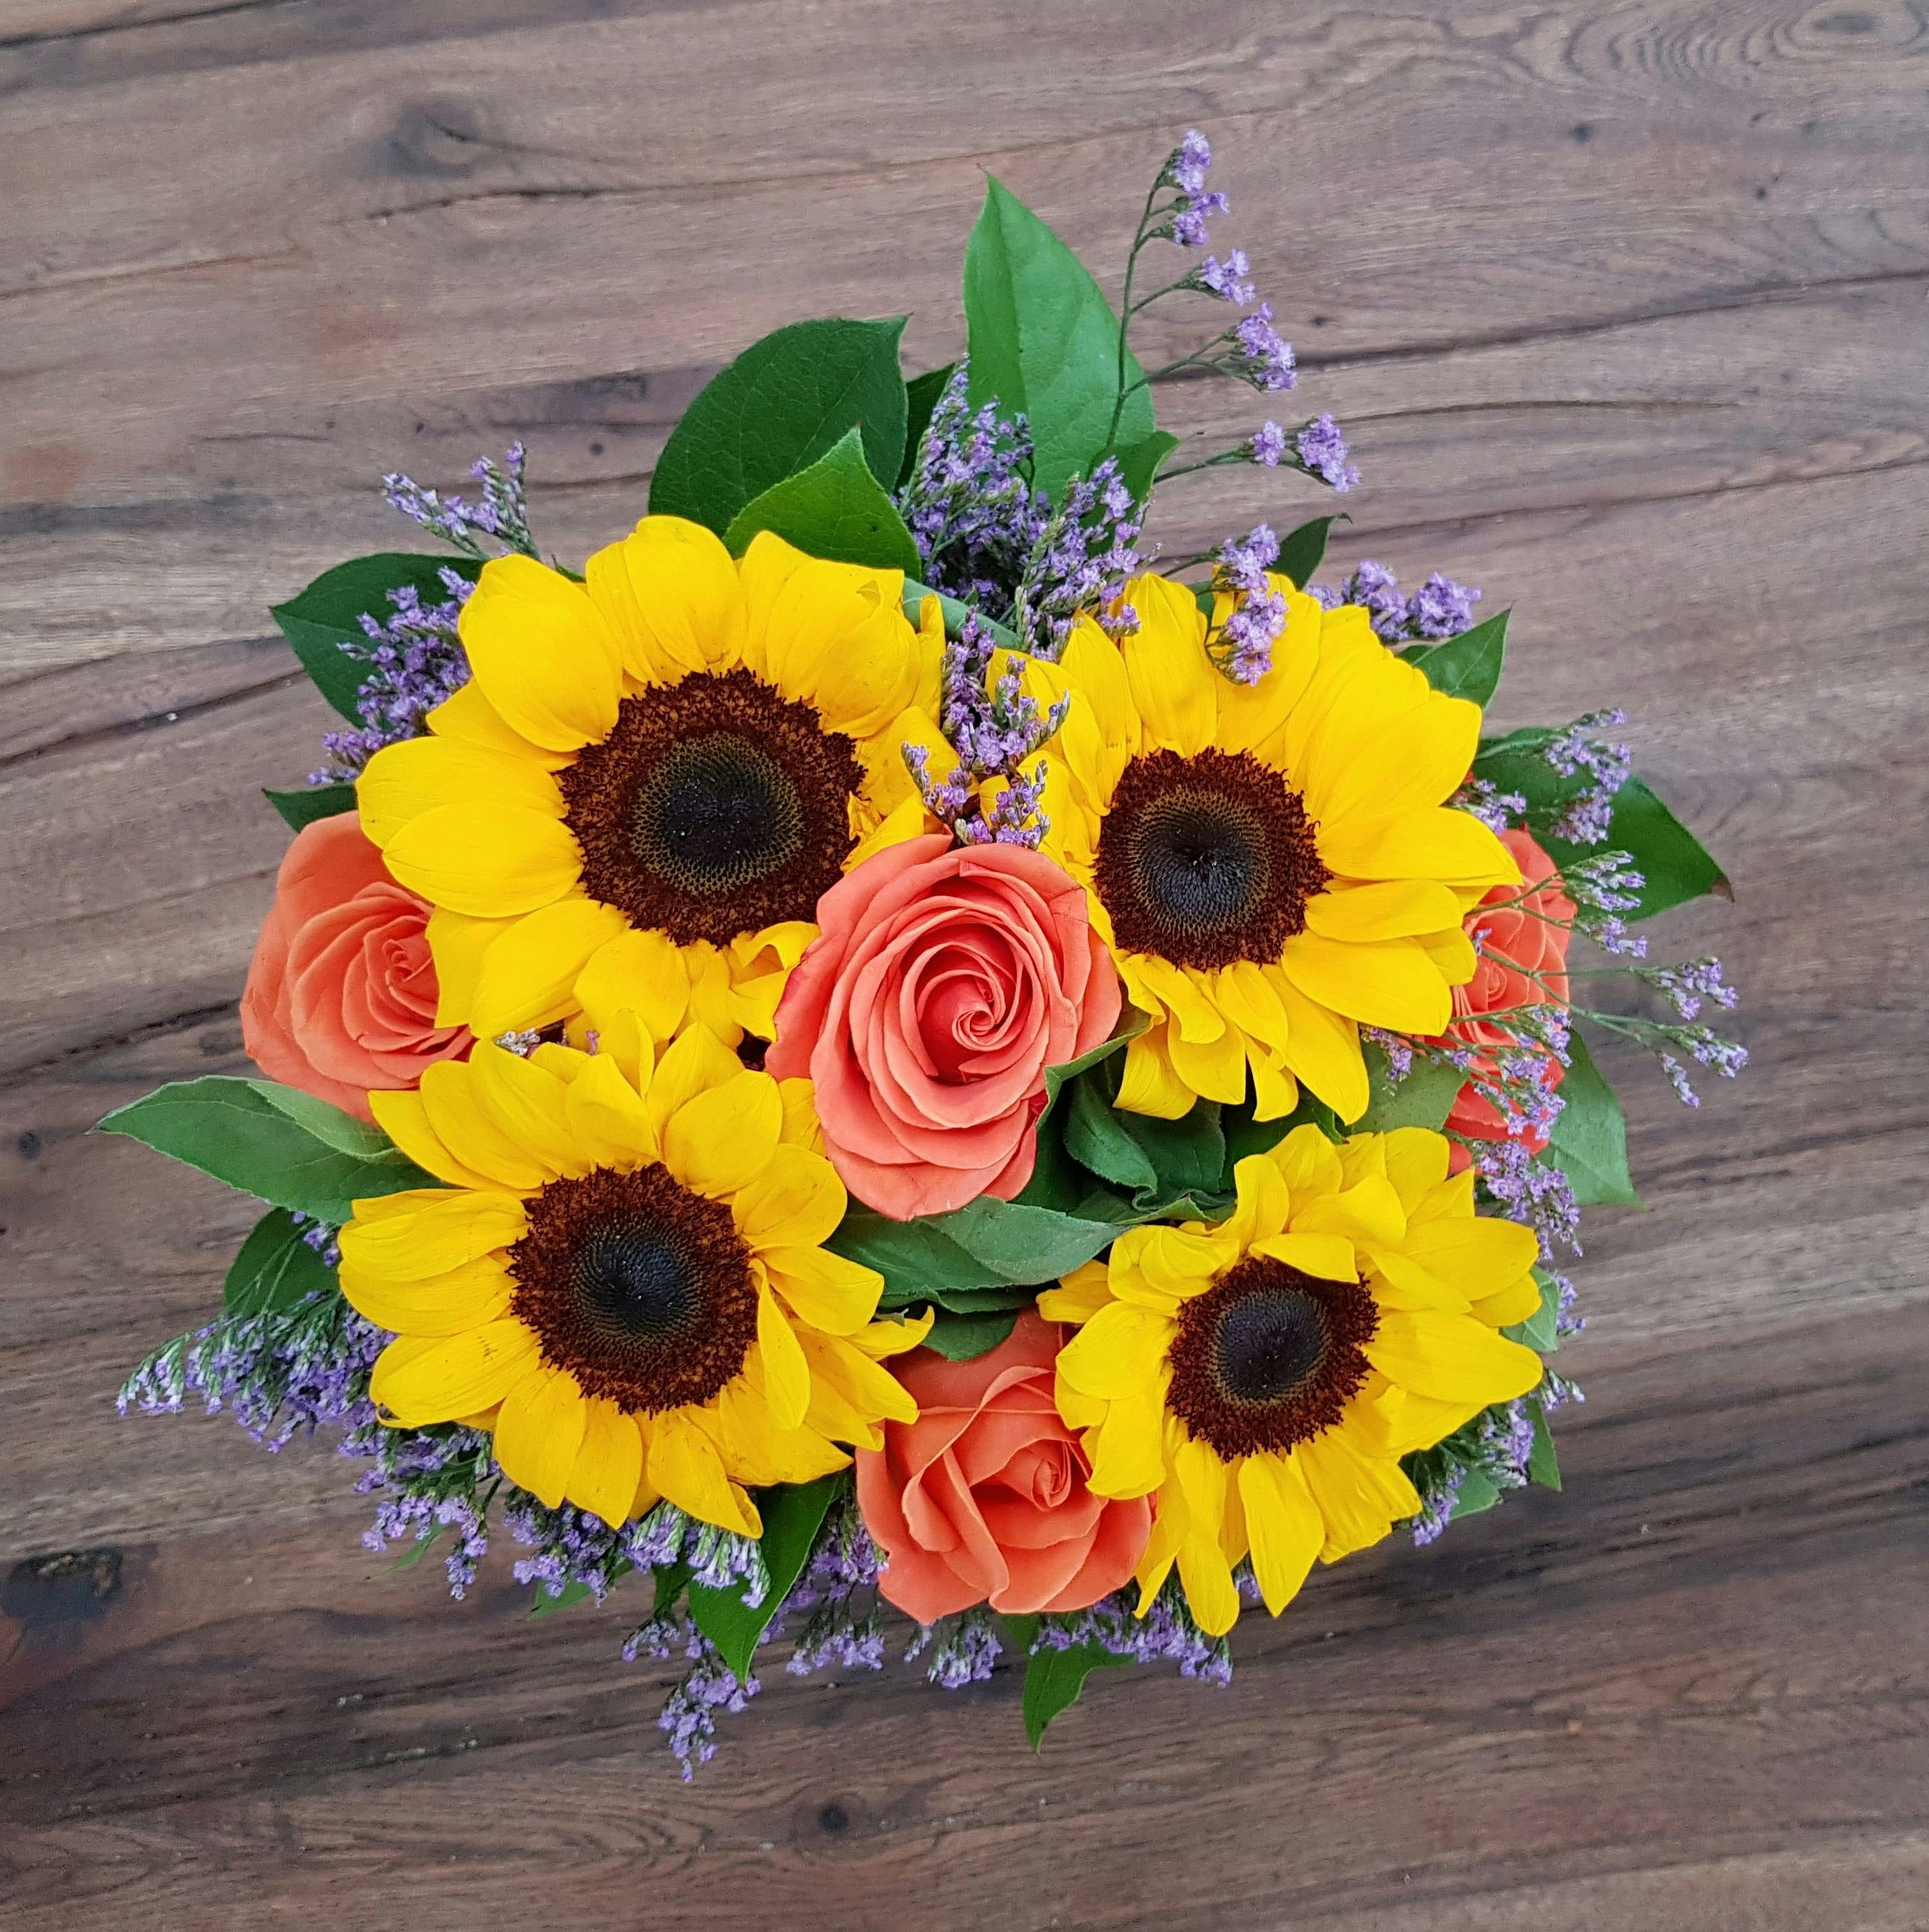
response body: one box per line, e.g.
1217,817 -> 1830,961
508,1163 -> 756,1413
1166,1256 -> 1378,1458
1093,747 -> 1329,969
559,667 -> 862,946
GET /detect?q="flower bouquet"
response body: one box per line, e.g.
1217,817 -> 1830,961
110,134 -> 1743,1770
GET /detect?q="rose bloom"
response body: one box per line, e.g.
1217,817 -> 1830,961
1440,828 -> 1575,1153
768,834 -> 1120,1220
241,814 -> 470,1119
856,1311 -> 1152,1622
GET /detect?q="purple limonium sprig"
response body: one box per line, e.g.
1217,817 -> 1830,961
1037,1581 -> 1233,1685
895,364 -> 1047,617
383,442 -> 537,561
311,570 -> 474,784
1315,560 -> 1482,644
1011,456 -> 1147,660
1454,774 -> 1530,835
1155,129 -> 1231,249
1543,709 -> 1633,844
1204,522 -> 1288,684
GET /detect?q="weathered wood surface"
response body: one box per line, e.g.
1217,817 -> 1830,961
2,1 -> 1925,1926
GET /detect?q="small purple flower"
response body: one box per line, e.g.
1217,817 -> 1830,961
1196,250 -> 1255,304
1230,304 -> 1296,391
1294,412 -> 1358,491
1249,420 -> 1288,468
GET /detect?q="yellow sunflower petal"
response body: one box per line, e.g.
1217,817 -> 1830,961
1295,1174 -> 1408,1247
644,1023 -> 745,1144
369,1088 -> 499,1192
1239,1451 -> 1325,1615
468,899 -> 630,1038
756,1288 -> 811,1432
775,1078 -> 825,1153
1116,1025 -> 1198,1119
1108,1225 -> 1226,1310
1038,1257 -> 1114,1325
664,1069 -> 783,1197
1279,932 -> 1453,1035
731,1144 -> 845,1250
573,927 -> 689,1051
357,735 -> 566,851
1250,1231 -> 1358,1283
1364,1310 -> 1543,1406
1400,1217 -> 1542,1299
459,556 -> 622,751
1082,1381 -> 1171,1499
1296,1428 -> 1410,1559
424,907 -> 515,1028
761,1245 -> 882,1336
561,1050 -> 659,1169
1382,1127 -> 1451,1211
1270,969 -> 1369,1123
1177,1533 -> 1242,1638
1305,879 -> 1468,944
425,678 -> 568,769
383,804 -> 582,920
1058,1302 -> 1174,1401
339,1253 -> 515,1338
1318,689 -> 1482,829
466,1044 -> 582,1180
1120,575 -> 1217,755
1318,807 -> 1519,891
566,1398 -> 646,1529
1168,1020 -> 1249,1106
368,1319 -> 540,1426
340,1188 -> 526,1281
492,1364 -> 589,1509
1270,1122 -> 1343,1200
1211,584 -> 1321,756
585,515 -> 747,681
1469,1273 -> 1543,1328
415,1060 -> 550,1191
647,1411 -> 758,1534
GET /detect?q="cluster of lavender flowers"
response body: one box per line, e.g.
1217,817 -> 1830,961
905,612 -> 1069,848
1542,710 -> 1633,844
1315,560 -> 1482,644
310,572 -> 474,784
1205,524 -> 1288,682
383,442 -> 537,563
1407,1375 -> 1583,1547
1037,1584 -> 1233,1685
1009,456 -> 1147,660
896,368 -> 1047,614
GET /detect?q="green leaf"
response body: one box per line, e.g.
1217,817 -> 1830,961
1022,1641 -> 1131,1748
902,576 -> 1024,654
1472,733 -> 1729,919
1505,1269 -> 1563,1353
529,1577 -> 598,1617
722,426 -> 921,573
650,317 -> 910,537
963,178 -> 1156,500
1451,1467 -> 1502,1518
1105,428 -> 1180,506
1358,1046 -> 1465,1134
1545,1032 -> 1641,1206
1217,1089 -> 1341,1174
271,554 -> 475,723
1276,514 -> 1347,591
264,782 -> 356,832
222,1206 -> 340,1319
1408,611 -> 1508,707
924,1307 -> 1021,1360
1063,1064 -> 1224,1212
831,1197 -> 1125,1306
687,1475 -> 842,1680
98,1076 -> 435,1221
1526,1398 -> 1563,1491
652,1559 -> 691,1619
898,363 -> 957,489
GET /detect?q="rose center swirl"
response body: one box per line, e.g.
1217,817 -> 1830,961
559,667 -> 863,948
1166,1256 -> 1379,1459
1092,747 -> 1330,970
508,1163 -> 757,1413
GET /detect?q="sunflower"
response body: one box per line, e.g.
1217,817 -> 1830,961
1040,1124 -> 1542,1635
1017,574 -> 1519,1124
356,519 -> 951,1049
338,1028 -> 928,1535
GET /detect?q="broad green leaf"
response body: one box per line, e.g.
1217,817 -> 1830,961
1217,1089 -> 1342,1174
933,1196 -> 1126,1283
650,316 -> 910,537
1276,514 -> 1347,591
1505,1269 -> 1563,1353
1358,1046 -> 1465,1134
1408,611 -> 1508,707
1022,1641 -> 1131,1748
1472,733 -> 1729,919
1527,1397 -> 1563,1490
1545,1032 -> 1642,1206
924,1307 -> 1021,1360
264,782 -> 357,832
1450,1467 -> 1502,1518
963,178 -> 1156,500
829,1197 -> 1124,1304
270,554 -> 475,723
529,1577 -> 598,1617
687,1475 -> 842,1680
99,1076 -> 434,1222
1105,428 -> 1180,506
898,363 -> 956,489
1063,1063 -> 1224,1211
222,1207 -> 340,1320
722,426 -> 921,573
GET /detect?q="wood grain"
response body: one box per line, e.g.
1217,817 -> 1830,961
3,1 -> 1926,1925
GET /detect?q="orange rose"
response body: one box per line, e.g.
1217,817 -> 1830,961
1440,828 -> 1575,1152
768,835 -> 1121,1220
855,1311 -> 1151,1623
241,814 -> 470,1119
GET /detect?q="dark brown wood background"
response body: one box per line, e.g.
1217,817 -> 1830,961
3,2 -> 1926,1926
